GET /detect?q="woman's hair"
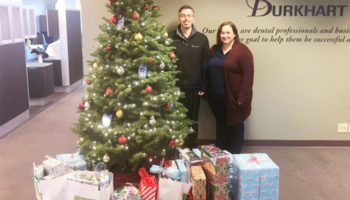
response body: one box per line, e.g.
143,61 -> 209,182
216,21 -> 240,46
209,21 -> 240,56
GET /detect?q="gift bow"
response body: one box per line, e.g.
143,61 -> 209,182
149,165 -> 180,180
138,167 -> 156,187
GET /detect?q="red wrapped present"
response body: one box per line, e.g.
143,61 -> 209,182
138,167 -> 157,200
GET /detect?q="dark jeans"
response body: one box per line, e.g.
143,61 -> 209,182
208,93 -> 244,154
181,87 -> 200,148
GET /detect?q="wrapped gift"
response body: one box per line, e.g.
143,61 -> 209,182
157,177 -> 191,200
176,159 -> 189,183
42,156 -> 65,177
34,170 -> 113,200
56,152 -> 87,170
231,153 -> 279,200
112,184 -> 142,200
138,168 -> 157,200
190,166 -> 206,200
207,181 -> 230,200
201,145 -> 230,184
178,148 -> 203,166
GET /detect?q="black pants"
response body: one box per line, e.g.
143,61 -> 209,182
208,94 -> 244,154
181,87 -> 200,148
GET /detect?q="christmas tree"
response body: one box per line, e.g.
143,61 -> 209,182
74,0 -> 193,173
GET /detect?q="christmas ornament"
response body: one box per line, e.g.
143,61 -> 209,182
106,44 -> 111,50
163,32 -> 168,38
132,11 -> 140,19
152,5 -> 160,9
103,154 -> 110,163
116,17 -> 124,31
105,87 -> 114,96
149,116 -> 156,125
102,114 -> 113,127
84,102 -> 90,109
169,138 -> 176,147
92,62 -> 98,69
169,52 -> 176,59
160,62 -> 165,69
118,135 -> 127,145
150,57 -> 155,64
135,33 -> 143,41
109,15 -> 117,24
109,0 -> 114,5
116,109 -> 123,118
138,64 -> 147,78
166,103 -> 171,109
79,102 -> 85,109
145,85 -> 152,94
144,4 -> 149,10
86,80 -> 91,85
116,66 -> 125,75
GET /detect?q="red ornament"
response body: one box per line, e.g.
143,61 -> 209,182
166,103 -> 171,109
105,87 -> 114,96
79,102 -> 84,109
109,15 -> 117,24
109,0 -> 115,5
145,85 -> 152,94
150,57 -> 155,63
144,4 -> 149,10
169,138 -> 176,148
132,11 -> 140,19
86,80 -> 91,85
169,52 -> 176,59
118,135 -> 128,145
152,5 -> 159,10
106,44 -> 111,50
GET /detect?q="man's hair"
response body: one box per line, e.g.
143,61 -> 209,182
178,5 -> 195,15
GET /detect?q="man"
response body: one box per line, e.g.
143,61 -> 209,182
170,5 -> 209,148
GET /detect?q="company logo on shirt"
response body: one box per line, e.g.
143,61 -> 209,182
192,44 -> 200,48
246,0 -> 348,17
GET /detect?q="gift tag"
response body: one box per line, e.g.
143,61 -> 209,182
138,64 -> 147,78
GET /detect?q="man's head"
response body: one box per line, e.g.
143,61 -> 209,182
178,5 -> 195,30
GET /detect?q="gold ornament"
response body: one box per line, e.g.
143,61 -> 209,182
92,62 -> 98,69
116,109 -> 123,118
163,32 -> 168,38
135,32 -> 143,41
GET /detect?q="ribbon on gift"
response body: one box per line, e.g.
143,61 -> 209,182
149,165 -> 180,180
139,167 -> 156,187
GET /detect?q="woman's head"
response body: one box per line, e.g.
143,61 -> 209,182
216,21 -> 240,46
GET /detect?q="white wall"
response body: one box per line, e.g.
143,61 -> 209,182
80,0 -> 350,141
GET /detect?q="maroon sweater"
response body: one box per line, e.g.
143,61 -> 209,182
223,42 -> 254,125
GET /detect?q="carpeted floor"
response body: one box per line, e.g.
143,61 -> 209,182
1,86 -> 350,200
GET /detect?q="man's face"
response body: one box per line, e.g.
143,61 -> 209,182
178,8 -> 195,29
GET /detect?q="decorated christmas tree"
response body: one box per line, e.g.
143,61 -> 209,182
74,0 -> 193,173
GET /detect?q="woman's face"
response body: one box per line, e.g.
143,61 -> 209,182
220,25 -> 235,45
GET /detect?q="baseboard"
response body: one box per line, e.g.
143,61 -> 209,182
0,110 -> 29,139
198,139 -> 350,146
55,79 -> 83,93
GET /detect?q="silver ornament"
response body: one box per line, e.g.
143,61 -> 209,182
150,116 -> 156,125
117,67 -> 125,75
103,154 -> 110,162
160,62 -> 165,69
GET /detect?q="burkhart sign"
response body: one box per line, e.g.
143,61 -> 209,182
247,0 -> 348,17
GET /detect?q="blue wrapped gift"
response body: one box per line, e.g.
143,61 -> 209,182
56,153 -> 87,170
231,153 -> 279,200
175,159 -> 189,183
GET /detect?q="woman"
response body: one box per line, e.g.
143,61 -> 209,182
205,21 -> 254,154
